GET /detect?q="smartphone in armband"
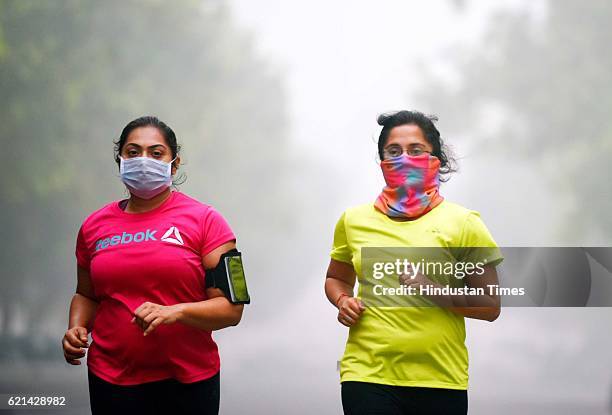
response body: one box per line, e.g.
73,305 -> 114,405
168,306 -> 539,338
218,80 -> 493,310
206,250 -> 251,305
224,254 -> 250,304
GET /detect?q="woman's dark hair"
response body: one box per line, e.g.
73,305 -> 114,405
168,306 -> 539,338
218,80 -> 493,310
377,110 -> 457,181
113,115 -> 185,185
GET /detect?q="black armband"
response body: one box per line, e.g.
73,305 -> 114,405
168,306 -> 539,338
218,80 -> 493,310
205,249 -> 250,304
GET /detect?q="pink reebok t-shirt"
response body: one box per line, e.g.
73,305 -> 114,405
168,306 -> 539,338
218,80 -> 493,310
75,191 -> 235,385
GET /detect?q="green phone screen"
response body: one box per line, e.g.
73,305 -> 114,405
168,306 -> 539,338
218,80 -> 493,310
226,256 -> 250,303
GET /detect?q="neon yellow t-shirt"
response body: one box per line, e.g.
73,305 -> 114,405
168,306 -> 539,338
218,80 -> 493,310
330,200 -> 503,390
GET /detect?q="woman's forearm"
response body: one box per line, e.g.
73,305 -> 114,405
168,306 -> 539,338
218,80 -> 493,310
419,281 -> 500,321
449,306 -> 500,321
68,293 -> 98,331
176,297 -> 243,331
325,277 -> 354,308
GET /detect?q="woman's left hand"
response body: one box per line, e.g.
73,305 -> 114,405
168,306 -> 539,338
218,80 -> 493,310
132,302 -> 183,336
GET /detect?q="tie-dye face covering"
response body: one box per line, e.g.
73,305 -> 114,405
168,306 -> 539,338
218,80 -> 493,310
374,153 -> 444,219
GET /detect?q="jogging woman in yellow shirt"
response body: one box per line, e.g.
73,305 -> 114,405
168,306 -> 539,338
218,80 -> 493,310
325,110 -> 503,415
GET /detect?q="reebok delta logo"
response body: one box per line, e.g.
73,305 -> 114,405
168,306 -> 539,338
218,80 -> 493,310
161,226 -> 184,245
95,229 -> 157,251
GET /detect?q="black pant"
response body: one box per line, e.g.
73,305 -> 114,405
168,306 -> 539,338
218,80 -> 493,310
341,381 -> 468,415
88,370 -> 220,415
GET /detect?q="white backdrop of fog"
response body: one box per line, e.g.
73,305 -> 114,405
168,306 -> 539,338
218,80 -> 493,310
206,0 -> 612,414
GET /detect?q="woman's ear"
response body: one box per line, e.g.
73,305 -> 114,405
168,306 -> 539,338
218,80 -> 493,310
172,156 -> 181,175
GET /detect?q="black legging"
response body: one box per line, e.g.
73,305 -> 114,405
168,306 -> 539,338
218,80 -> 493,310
88,370 -> 220,415
341,381 -> 468,415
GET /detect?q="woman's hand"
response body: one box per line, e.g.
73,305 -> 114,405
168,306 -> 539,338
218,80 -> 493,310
62,326 -> 89,365
337,296 -> 366,327
132,302 -> 183,336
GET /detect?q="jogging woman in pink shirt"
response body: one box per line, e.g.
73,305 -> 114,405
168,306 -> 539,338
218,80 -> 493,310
62,116 -> 244,414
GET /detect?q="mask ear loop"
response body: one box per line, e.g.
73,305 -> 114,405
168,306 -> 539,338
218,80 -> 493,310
169,156 -> 178,171
169,156 -> 179,185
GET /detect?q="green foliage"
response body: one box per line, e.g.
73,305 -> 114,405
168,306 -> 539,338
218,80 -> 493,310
0,0 -> 290,343
417,0 -> 612,240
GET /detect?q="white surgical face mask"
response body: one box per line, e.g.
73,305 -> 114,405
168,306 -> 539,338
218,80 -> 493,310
119,156 -> 176,200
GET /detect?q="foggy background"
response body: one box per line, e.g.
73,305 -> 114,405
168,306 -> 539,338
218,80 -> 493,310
1,0 -> 611,413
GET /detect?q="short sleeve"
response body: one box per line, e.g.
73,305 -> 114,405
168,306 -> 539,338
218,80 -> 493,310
330,211 -> 353,264
458,211 -> 504,267
200,208 -> 236,257
75,225 -> 91,270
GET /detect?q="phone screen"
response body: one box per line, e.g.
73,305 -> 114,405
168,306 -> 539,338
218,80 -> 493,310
225,256 -> 250,303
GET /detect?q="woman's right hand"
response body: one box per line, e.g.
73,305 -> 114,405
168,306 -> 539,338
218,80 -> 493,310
337,296 -> 366,327
62,326 -> 89,365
